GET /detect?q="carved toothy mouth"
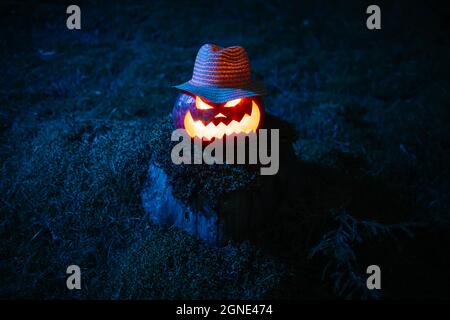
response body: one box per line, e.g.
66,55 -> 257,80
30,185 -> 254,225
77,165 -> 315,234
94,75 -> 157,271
183,101 -> 261,140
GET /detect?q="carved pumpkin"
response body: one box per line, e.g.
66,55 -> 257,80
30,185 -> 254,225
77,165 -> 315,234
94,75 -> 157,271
172,44 -> 267,140
172,92 -> 264,140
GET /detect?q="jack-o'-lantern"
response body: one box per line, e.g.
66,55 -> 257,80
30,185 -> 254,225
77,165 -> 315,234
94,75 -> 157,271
172,93 -> 264,140
173,44 -> 267,140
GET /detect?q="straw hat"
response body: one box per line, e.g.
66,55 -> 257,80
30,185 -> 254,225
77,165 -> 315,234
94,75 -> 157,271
174,44 -> 267,103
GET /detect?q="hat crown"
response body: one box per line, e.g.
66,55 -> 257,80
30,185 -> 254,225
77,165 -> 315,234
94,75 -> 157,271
190,44 -> 252,88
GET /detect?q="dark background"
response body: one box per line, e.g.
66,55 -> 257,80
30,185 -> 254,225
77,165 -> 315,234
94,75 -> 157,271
0,0 -> 449,299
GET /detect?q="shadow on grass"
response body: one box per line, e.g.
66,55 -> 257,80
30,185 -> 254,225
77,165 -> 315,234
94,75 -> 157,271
219,115 -> 450,299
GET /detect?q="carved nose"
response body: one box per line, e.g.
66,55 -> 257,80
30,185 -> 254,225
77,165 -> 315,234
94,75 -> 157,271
214,113 -> 226,118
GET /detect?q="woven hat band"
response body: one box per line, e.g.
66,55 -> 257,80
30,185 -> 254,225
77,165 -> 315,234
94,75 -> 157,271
189,44 -> 252,88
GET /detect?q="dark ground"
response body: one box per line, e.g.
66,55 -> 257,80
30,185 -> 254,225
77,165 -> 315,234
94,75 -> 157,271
0,0 -> 449,299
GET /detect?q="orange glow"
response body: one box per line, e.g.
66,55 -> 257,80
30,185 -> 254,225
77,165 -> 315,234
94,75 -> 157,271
196,96 -> 213,110
184,100 -> 261,140
224,98 -> 242,108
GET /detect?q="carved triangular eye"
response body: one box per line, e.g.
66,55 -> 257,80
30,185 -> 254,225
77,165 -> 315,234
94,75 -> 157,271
224,98 -> 241,108
196,96 -> 213,110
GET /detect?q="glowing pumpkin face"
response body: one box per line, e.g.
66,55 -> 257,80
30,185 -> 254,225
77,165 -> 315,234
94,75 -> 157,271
172,93 -> 264,140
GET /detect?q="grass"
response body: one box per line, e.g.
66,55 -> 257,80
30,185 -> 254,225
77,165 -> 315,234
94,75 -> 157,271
1,0 -> 450,299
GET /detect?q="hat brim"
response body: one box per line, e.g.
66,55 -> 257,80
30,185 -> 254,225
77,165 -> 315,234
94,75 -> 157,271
173,80 -> 267,103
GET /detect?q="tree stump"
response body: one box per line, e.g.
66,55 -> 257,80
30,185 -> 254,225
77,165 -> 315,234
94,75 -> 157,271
142,114 -> 298,246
